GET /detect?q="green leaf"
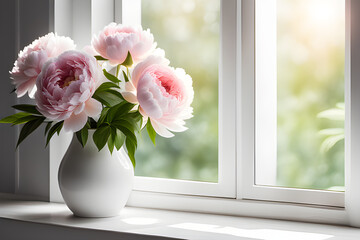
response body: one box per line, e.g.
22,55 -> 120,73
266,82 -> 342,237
112,123 -> 137,148
92,89 -> 124,107
112,119 -> 134,133
107,127 -> 117,154
94,55 -> 108,61
93,125 -> 111,151
16,118 -> 45,147
92,82 -> 120,108
122,70 -> 130,82
128,111 -> 143,123
44,122 -> 52,135
95,82 -> 120,93
12,115 -> 42,125
76,126 -> 89,147
46,121 -> 64,146
12,104 -> 41,115
88,118 -> 97,129
125,117 -> 140,132
125,137 -> 136,168
114,129 -> 125,150
105,89 -> 124,100
98,107 -> 110,126
103,69 -> 121,83
146,120 -> 156,146
114,117 -> 139,132
0,112 -> 32,124
121,51 -> 133,67
107,102 -> 135,123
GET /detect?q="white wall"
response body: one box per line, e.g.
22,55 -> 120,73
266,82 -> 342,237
0,0 -> 17,193
0,0 -> 54,199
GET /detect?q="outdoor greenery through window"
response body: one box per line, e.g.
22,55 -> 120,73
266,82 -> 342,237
135,0 -> 219,182
256,0 -> 345,191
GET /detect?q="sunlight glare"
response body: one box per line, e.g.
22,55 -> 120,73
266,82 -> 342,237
303,0 -> 345,40
170,223 -> 333,240
306,0 -> 338,26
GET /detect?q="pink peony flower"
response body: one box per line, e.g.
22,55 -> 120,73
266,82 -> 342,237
122,50 -> 194,137
11,33 -> 75,98
92,23 -> 156,65
35,50 -> 102,132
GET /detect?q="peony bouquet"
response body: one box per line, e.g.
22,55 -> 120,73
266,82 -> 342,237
0,23 -> 194,167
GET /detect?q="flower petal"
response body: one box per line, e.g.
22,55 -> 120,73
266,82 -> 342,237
121,91 -> 138,104
23,68 -> 38,77
16,77 -> 36,98
150,119 -> 174,138
63,111 -> 88,132
84,98 -> 102,117
74,103 -> 85,115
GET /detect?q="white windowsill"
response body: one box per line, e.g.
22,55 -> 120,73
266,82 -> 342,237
0,195 -> 359,240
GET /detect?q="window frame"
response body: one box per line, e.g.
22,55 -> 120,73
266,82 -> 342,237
12,0 -> 360,227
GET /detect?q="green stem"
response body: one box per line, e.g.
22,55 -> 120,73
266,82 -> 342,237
116,64 -> 120,79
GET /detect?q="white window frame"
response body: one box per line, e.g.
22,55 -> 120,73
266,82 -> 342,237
240,0 -> 345,207
253,0 -> 277,188
11,0 -> 360,227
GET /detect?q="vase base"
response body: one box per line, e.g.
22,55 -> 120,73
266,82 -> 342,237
70,209 -> 121,218
72,213 -> 120,218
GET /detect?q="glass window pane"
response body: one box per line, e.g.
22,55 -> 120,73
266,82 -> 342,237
256,0 -> 345,190
135,0 -> 220,182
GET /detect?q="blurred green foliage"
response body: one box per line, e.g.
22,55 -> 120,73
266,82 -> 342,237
276,0 -> 345,190
318,103 -> 344,154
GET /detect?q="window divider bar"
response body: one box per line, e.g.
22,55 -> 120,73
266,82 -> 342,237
254,0 -> 277,186
119,0 -> 141,25
218,0 -> 237,196
238,0 -> 255,200
91,0 -> 114,35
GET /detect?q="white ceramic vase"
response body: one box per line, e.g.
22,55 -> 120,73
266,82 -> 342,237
58,130 -> 134,217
